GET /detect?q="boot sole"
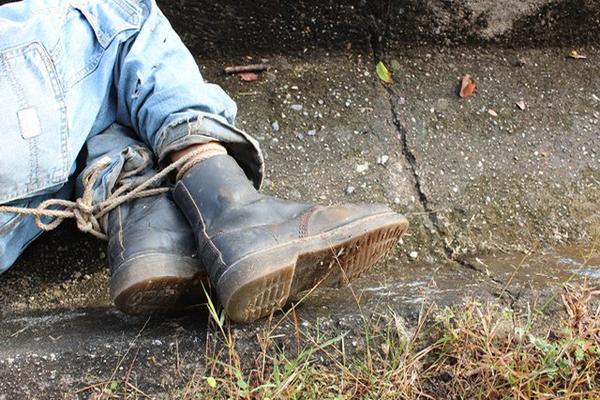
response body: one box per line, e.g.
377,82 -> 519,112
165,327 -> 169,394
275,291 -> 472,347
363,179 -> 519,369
218,212 -> 408,322
111,254 -> 207,315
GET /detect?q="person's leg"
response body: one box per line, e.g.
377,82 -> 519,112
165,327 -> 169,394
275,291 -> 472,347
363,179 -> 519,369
0,183 -> 74,274
77,124 -> 205,314
99,1 -> 409,322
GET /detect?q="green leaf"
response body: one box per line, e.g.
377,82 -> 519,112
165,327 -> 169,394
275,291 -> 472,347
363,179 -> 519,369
376,61 -> 393,84
206,376 -> 217,388
109,381 -> 119,391
237,379 -> 249,390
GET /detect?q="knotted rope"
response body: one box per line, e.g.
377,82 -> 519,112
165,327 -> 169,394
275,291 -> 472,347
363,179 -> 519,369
0,143 -> 227,240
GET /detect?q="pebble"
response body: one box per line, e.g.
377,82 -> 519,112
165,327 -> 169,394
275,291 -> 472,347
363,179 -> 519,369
356,163 -> 369,173
377,155 -> 389,165
271,121 -> 280,132
436,98 -> 449,111
289,104 -> 303,112
346,186 -> 355,194
307,129 -> 317,136
409,251 -> 419,260
394,197 -> 401,205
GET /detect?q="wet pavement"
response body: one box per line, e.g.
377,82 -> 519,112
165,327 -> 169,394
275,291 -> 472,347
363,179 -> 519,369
1,14 -> 600,399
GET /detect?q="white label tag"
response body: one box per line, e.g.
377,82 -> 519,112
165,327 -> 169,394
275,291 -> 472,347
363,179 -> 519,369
18,107 -> 42,139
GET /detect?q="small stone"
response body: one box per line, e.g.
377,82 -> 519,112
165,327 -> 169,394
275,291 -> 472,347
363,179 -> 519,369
289,104 -> 303,112
516,100 -> 526,110
488,109 -> 498,117
307,129 -> 317,136
377,155 -> 389,165
356,163 -> 369,173
271,121 -> 280,132
83,274 -> 91,281
436,98 -> 449,111
394,197 -> 401,205
409,251 -> 419,260
318,99 -> 324,105
346,186 -> 355,194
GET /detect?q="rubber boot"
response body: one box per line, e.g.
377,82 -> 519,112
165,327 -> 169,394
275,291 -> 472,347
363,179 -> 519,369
173,154 -> 408,323
108,192 -> 206,315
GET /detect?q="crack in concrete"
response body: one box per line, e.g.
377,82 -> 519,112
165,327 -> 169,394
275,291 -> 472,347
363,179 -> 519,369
383,89 -> 518,289
384,87 -> 438,226
366,0 -> 393,62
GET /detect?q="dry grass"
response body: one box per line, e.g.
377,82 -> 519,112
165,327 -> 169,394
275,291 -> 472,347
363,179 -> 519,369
79,237 -> 600,399
170,278 -> 600,400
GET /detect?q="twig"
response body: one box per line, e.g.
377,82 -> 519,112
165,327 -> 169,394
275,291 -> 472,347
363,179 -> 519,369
224,64 -> 269,74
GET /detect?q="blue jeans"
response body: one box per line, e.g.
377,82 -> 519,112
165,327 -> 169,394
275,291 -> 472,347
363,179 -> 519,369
0,0 -> 263,273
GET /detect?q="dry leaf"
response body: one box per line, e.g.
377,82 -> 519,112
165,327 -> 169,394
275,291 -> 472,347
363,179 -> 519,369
488,109 -> 498,117
459,75 -> 477,98
569,50 -> 587,60
239,72 -> 258,81
376,61 -> 394,84
516,100 -> 526,110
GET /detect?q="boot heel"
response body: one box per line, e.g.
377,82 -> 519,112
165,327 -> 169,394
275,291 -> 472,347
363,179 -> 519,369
218,253 -> 298,323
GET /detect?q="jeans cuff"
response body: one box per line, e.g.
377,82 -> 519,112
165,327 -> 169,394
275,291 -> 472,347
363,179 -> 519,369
156,112 -> 264,189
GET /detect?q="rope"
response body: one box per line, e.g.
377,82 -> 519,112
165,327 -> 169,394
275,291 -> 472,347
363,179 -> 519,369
0,144 -> 226,241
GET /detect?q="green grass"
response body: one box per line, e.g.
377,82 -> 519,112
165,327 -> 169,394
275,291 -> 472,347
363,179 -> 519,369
79,237 -> 600,399
169,278 -> 599,400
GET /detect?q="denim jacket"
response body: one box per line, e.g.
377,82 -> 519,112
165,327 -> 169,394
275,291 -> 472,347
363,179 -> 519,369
0,0 -> 263,205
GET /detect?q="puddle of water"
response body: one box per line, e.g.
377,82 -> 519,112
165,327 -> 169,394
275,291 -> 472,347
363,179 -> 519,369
477,245 -> 600,287
300,244 -> 600,319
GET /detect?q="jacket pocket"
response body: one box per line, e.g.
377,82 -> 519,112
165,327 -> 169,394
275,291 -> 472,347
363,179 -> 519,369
0,42 -> 69,203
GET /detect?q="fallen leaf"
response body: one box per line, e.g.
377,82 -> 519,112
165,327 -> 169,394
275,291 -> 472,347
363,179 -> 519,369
238,72 -> 258,81
516,100 -> 526,110
569,50 -> 587,60
488,109 -> 498,117
376,61 -> 394,84
206,377 -> 217,388
459,75 -> 477,98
